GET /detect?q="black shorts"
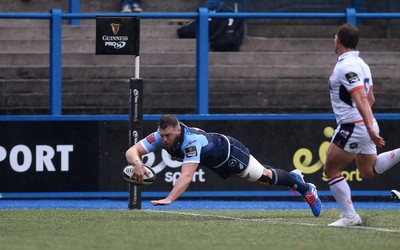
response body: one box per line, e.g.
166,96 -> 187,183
209,136 -> 250,179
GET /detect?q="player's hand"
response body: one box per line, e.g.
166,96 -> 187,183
131,161 -> 149,185
369,130 -> 385,147
151,198 -> 172,206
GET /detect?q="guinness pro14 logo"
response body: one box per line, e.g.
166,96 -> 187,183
96,17 -> 139,55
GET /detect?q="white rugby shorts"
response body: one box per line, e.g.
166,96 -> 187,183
332,119 -> 379,154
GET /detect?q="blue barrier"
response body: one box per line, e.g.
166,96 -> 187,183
68,0 -> 80,25
1,8 -> 400,119
0,190 -> 392,199
50,8 -> 62,116
2,113 -> 400,122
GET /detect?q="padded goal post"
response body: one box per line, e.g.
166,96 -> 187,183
96,16 -> 142,209
128,78 -> 143,209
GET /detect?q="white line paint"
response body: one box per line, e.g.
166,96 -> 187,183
145,210 -> 400,233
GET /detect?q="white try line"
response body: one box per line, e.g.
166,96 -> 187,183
145,210 -> 400,233
148,209 -> 286,223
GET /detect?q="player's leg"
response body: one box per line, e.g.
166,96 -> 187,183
367,120 -> 400,175
355,153 -> 377,179
355,120 -> 400,178
238,155 -> 321,217
238,155 -> 307,190
324,122 -> 365,226
288,168 -> 321,217
226,136 -> 308,191
324,142 -> 361,226
373,148 -> 400,175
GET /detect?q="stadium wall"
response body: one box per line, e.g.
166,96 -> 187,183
1,118 -> 399,198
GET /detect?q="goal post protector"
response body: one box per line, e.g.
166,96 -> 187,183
128,78 -> 143,209
95,15 -> 142,209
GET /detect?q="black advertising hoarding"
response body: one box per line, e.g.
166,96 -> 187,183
0,122 -> 100,192
137,120 -> 400,193
1,120 -> 399,194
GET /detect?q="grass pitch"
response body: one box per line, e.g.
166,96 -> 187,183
1,209 -> 399,250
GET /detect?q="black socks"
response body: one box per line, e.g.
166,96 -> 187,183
271,168 -> 309,194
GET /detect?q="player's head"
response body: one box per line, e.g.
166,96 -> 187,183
335,23 -> 359,54
158,114 -> 181,150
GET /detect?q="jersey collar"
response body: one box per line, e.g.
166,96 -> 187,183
338,50 -> 360,61
173,122 -> 186,150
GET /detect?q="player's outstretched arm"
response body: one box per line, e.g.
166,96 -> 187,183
150,198 -> 172,206
151,163 -> 198,206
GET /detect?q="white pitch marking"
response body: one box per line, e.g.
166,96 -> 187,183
147,209 -> 284,222
144,210 -> 400,233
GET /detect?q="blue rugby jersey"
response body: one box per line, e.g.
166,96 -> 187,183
139,122 -> 230,168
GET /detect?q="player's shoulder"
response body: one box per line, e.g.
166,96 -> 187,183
181,127 -> 208,146
141,131 -> 162,149
182,130 -> 201,145
145,131 -> 161,142
336,57 -> 362,76
357,56 -> 371,70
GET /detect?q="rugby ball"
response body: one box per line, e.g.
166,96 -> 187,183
122,165 -> 156,185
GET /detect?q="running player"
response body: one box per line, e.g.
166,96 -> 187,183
324,23 -> 400,227
125,114 -> 322,217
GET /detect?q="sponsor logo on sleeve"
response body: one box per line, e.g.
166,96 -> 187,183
345,72 -> 360,84
185,146 -> 197,158
146,134 -> 156,144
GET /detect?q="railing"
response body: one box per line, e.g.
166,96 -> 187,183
1,7 -> 400,120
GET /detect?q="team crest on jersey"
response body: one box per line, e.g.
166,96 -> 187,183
185,146 -> 197,158
345,72 -> 360,84
349,142 -> 358,149
146,133 -> 156,144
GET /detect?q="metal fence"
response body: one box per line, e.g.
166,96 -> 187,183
1,6 -> 400,121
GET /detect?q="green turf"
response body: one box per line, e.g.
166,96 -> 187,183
1,209 -> 399,250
